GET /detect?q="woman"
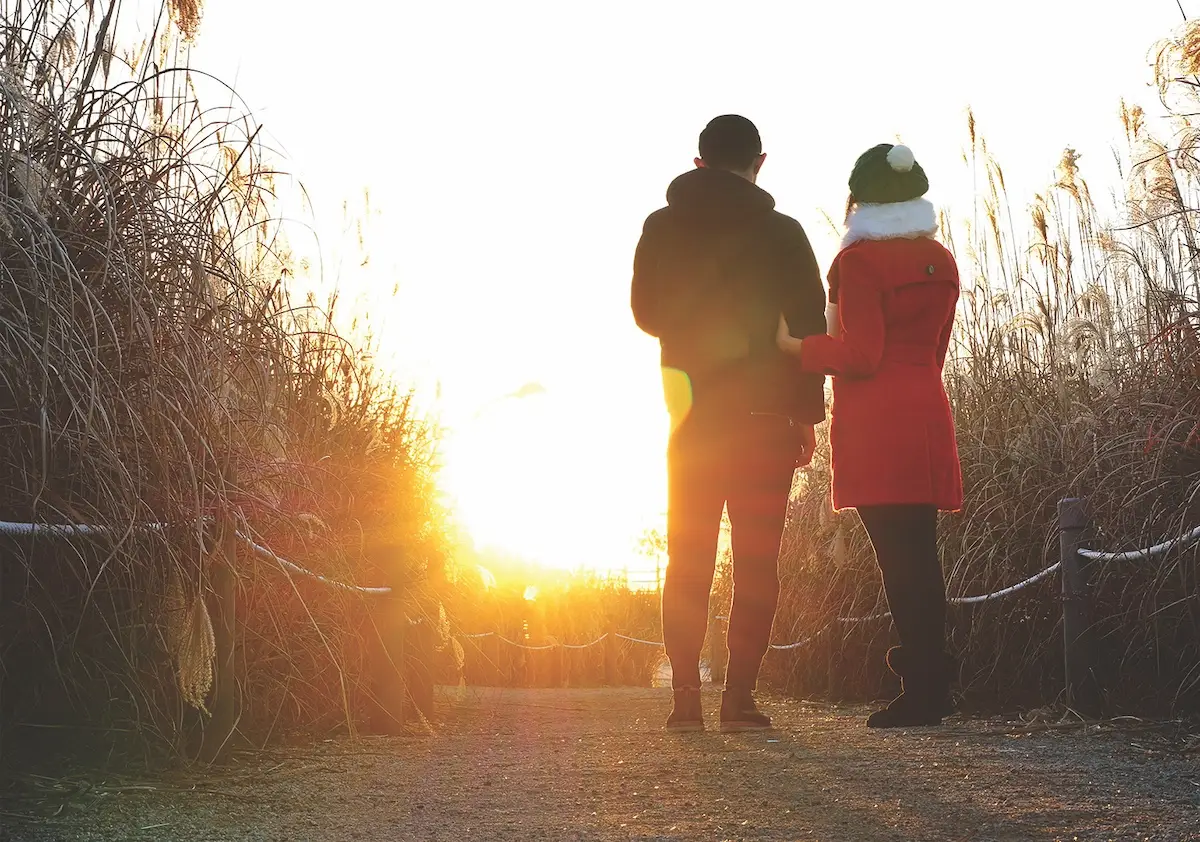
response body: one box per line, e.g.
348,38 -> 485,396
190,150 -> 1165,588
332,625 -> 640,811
777,142 -> 962,728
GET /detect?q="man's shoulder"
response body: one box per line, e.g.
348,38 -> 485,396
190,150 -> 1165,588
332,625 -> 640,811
756,209 -> 812,251
641,206 -> 672,228
637,207 -> 676,245
755,208 -> 806,237
766,207 -> 804,227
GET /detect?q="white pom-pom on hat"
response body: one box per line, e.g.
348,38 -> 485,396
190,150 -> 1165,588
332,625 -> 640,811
887,144 -> 916,173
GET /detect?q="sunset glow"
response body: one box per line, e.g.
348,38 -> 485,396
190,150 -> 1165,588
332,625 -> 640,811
184,0 -> 1182,580
11,3 -> 1200,832
437,381 -> 669,574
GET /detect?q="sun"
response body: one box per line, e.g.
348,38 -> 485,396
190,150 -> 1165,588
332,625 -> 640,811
438,386 -> 668,579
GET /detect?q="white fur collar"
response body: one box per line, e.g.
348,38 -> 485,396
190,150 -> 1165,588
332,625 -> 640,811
842,198 -> 938,248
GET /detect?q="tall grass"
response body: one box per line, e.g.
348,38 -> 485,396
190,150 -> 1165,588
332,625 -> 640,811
0,0 -> 448,763
767,22 -> 1200,716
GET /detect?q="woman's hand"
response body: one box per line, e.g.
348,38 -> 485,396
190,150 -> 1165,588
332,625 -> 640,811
776,314 -> 803,357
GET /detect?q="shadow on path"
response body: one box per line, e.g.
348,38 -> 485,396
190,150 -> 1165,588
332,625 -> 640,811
2,687 -> 1197,841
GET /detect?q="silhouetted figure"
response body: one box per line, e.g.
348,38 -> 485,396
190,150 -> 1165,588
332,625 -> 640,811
631,115 -> 826,731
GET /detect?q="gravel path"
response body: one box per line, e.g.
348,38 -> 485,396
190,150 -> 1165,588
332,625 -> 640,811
3,687 -> 1199,841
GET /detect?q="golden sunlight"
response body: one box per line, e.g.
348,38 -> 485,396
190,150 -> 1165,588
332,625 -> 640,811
12,2 -> 1200,835
438,385 -> 668,579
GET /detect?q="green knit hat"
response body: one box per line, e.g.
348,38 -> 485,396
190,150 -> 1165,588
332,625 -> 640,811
848,143 -> 929,204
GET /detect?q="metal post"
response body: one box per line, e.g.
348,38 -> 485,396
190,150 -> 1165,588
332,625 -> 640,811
1058,497 -> 1096,714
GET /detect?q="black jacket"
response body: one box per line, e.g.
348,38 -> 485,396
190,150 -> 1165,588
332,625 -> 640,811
631,168 -> 826,424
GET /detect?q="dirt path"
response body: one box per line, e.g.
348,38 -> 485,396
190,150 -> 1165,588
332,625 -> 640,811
3,688 -> 1199,841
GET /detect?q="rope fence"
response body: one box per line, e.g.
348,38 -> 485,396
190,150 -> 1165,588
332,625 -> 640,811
0,519 -> 166,537
447,560 -> 1072,652
5,495 -> 1200,711
0,519 -> 1068,614
237,532 -> 394,595
0,517 -> 396,596
1076,522 -> 1200,562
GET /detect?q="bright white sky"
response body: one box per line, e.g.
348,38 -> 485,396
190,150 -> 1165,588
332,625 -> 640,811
170,0 -> 1190,574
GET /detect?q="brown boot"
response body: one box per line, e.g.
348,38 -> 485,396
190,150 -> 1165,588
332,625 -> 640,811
866,647 -> 952,729
665,687 -> 704,732
719,688 -> 772,732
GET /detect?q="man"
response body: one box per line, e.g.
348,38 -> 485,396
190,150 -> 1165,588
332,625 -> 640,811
631,115 -> 826,731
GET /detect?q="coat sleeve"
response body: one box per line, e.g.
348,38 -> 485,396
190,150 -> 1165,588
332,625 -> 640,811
630,213 -> 668,338
776,219 -> 828,424
778,221 -> 827,342
799,247 -> 886,379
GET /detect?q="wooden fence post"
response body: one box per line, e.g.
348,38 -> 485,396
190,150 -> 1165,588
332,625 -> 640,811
1,548 -> 6,765
485,633 -> 501,685
200,517 -> 239,763
553,640 -> 565,688
408,616 -> 435,721
515,620 -> 530,687
376,593 -> 408,734
1058,497 -> 1098,714
603,623 -> 617,686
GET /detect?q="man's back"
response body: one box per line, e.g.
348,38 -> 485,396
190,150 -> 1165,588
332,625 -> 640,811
631,166 -> 827,424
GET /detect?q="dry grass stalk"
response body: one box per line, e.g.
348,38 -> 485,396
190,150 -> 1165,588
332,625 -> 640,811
0,0 -> 449,760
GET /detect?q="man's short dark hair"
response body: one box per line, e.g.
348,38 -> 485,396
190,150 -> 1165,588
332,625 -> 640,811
698,115 -> 762,172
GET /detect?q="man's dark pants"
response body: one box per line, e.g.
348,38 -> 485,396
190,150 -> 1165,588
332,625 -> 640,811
663,406 -> 797,691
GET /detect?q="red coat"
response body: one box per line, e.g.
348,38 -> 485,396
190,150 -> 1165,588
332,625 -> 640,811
800,236 -> 963,512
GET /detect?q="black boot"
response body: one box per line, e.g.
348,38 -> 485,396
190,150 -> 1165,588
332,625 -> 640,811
866,647 -> 952,729
665,687 -> 704,732
719,687 -> 772,732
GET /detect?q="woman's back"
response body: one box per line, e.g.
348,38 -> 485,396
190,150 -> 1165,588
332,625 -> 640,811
794,229 -> 962,512
829,237 -> 958,372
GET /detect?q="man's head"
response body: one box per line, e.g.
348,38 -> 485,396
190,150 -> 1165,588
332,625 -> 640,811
696,115 -> 766,182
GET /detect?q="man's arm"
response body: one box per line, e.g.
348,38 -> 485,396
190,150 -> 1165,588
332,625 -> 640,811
777,218 -> 827,425
779,220 -> 827,341
631,212 -> 668,338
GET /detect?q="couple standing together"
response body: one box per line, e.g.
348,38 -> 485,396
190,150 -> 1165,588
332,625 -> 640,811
631,115 -> 963,732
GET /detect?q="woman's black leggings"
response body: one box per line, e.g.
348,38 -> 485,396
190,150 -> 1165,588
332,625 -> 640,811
857,504 -> 946,657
